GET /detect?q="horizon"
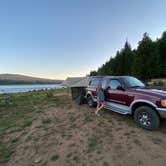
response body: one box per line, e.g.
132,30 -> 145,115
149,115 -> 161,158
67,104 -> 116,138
0,0 -> 166,79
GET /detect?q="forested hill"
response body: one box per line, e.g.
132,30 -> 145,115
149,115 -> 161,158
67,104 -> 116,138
0,74 -> 63,85
90,31 -> 166,80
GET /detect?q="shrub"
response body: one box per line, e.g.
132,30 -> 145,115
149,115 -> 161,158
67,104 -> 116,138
51,154 -> 59,161
46,90 -> 54,98
42,118 -> 51,124
152,81 -> 165,86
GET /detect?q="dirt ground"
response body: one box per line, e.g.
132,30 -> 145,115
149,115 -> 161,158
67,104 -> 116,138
2,92 -> 166,166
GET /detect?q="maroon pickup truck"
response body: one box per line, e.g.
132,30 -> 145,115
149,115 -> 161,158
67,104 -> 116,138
86,76 -> 166,130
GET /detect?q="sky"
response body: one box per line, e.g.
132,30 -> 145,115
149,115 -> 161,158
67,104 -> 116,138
0,0 -> 166,80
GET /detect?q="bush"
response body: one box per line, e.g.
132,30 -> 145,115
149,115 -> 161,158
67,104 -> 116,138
158,81 -> 165,86
152,81 -> 165,86
46,90 -> 54,98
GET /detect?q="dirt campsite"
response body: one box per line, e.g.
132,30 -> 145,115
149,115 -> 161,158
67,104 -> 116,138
1,88 -> 166,166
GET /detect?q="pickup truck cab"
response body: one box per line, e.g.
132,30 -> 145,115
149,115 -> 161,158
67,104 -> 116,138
86,76 -> 166,130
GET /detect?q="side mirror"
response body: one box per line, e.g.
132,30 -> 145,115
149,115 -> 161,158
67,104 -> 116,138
116,85 -> 125,91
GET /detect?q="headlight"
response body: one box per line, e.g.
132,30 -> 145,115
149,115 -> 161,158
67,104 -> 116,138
161,100 -> 166,107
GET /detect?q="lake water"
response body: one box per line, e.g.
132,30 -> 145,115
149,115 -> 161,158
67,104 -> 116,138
0,84 -> 62,94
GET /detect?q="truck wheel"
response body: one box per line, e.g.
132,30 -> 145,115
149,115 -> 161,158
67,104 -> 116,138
87,96 -> 96,108
134,106 -> 160,130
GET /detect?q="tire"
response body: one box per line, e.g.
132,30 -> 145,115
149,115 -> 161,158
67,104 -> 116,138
87,96 -> 96,108
134,106 -> 160,130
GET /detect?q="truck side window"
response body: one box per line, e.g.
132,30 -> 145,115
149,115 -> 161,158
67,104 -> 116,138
109,79 -> 121,90
102,79 -> 107,89
90,80 -> 99,88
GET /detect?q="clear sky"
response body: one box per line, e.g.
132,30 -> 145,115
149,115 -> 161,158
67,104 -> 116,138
0,0 -> 166,79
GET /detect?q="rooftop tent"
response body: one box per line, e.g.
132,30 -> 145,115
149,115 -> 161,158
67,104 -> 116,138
70,77 -> 89,88
62,77 -> 83,87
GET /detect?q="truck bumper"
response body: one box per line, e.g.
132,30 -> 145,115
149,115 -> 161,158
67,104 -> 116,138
156,108 -> 166,118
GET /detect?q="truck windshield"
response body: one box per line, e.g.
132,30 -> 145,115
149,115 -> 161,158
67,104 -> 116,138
123,77 -> 145,88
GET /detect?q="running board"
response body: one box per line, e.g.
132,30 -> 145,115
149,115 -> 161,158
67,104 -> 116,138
104,102 -> 131,115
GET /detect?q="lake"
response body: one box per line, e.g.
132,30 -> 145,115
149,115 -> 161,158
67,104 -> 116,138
0,84 -> 62,94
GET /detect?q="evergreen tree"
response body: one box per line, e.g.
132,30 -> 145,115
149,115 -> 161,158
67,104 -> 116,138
89,31 -> 166,80
120,41 -> 134,75
133,33 -> 159,80
156,31 -> 166,77
110,42 -> 134,76
90,70 -> 98,76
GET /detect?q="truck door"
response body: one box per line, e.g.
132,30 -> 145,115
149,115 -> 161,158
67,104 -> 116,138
105,79 -> 128,105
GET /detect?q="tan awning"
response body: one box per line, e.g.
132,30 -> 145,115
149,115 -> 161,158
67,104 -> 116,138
62,77 -> 89,87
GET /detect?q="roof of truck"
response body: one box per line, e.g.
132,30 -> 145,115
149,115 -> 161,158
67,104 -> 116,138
89,75 -> 131,79
62,76 -> 133,88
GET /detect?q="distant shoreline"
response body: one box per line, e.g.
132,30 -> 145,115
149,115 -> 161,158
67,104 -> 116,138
0,80 -> 62,85
0,84 -> 62,94
0,82 -> 61,85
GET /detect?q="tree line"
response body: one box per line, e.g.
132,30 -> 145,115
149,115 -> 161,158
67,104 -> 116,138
90,31 -> 166,80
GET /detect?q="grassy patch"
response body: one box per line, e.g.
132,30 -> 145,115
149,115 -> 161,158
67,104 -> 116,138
151,137 -> 162,145
103,161 -> 109,166
0,88 -> 69,163
42,118 -> 52,124
0,143 -> 14,163
51,154 -> 59,161
21,120 -> 33,128
87,135 -> 98,153
84,114 -> 93,123
46,90 -> 54,98
11,138 -> 19,144
25,135 -> 32,142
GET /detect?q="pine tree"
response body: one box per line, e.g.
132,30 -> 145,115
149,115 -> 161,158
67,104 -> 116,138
89,31 -> 166,80
133,33 -> 159,80
156,31 -> 166,77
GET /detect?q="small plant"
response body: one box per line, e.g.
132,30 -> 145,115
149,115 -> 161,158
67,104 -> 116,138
21,120 -> 33,128
51,154 -> 59,161
151,137 -> 162,144
158,81 -> 165,86
0,142 -> 14,162
84,114 -> 93,123
46,90 -> 54,98
87,135 -> 98,153
25,135 -> 32,142
103,161 -> 109,166
11,138 -> 19,144
42,118 -> 51,124
152,81 -> 165,86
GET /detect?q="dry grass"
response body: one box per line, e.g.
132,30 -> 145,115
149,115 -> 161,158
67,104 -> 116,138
1,88 -> 166,166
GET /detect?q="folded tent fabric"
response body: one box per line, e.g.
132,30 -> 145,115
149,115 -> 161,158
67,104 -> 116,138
70,77 -> 89,88
62,77 -> 89,88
